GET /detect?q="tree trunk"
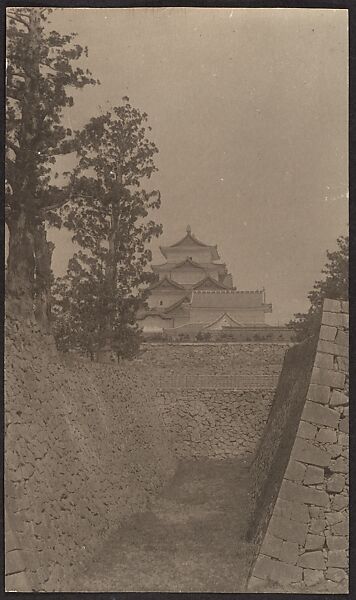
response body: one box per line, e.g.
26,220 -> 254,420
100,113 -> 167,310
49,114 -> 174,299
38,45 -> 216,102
6,210 -> 36,318
5,10 -> 42,320
103,168 -> 122,347
33,222 -> 54,331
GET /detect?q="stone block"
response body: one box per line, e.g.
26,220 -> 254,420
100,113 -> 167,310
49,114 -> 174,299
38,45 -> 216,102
291,437 -> 331,468
326,474 -> 345,493
274,499 -> 309,523
303,568 -> 325,587
331,494 -> 348,511
5,528 -> 20,553
297,421 -> 317,440
328,443 -> 343,458
307,384 -> 330,405
5,550 -> 26,576
317,339 -> 348,358
5,570 -> 30,593
327,550 -> 348,568
290,502 -> 310,524
279,479 -> 329,507
309,506 -> 324,519
253,554 -> 275,580
331,518 -> 349,536
279,540 -> 299,565
247,576 -> 265,592
335,330 -> 348,347
268,515 -> 308,545
318,327 -> 337,343
339,417 -> 349,434
260,533 -> 283,559
326,534 -> 348,550
323,299 -> 342,313
304,465 -> 324,485
336,356 -> 348,373
326,567 -> 347,583
309,518 -> 326,535
330,390 -> 348,407
302,401 -> 340,429
338,431 -> 349,446
322,312 -> 348,328
330,457 -> 348,474
326,510 -> 347,525
271,560 -> 303,584
341,300 -> 349,313
316,427 -> 337,444
298,550 -> 326,570
311,367 -> 345,389
285,459 -> 306,483
305,533 -> 325,551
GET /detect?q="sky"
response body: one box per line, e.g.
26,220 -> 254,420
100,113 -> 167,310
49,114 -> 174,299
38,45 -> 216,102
28,8 -> 350,323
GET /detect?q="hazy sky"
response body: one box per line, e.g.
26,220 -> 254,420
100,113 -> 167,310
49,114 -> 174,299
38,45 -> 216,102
44,8 -> 348,323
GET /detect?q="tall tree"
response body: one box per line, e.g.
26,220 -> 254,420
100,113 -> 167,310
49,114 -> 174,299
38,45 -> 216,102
5,7 -> 97,322
288,234 -> 349,341
53,99 -> 162,356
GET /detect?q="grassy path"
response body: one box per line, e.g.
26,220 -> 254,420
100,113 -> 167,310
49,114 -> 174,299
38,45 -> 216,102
73,457 -> 256,592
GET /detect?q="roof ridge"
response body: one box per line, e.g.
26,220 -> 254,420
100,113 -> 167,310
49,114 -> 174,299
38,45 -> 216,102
192,289 -> 264,294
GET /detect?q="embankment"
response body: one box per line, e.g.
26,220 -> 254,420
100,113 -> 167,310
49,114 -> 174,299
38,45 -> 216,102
247,299 -> 349,593
135,342 -> 288,460
5,316 -> 177,592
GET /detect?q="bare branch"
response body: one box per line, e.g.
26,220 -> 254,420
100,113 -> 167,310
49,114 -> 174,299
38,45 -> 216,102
10,71 -> 26,80
7,12 -> 30,28
42,198 -> 71,213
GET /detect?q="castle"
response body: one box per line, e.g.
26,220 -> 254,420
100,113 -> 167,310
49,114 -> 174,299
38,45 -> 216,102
136,226 -> 294,340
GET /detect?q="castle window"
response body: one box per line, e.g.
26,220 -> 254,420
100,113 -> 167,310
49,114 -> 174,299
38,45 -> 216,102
159,300 -> 163,306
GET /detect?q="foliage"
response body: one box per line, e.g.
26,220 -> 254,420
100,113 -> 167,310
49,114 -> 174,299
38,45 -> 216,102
52,99 -> 162,358
195,330 -> 211,342
6,7 -> 97,318
287,234 -> 348,341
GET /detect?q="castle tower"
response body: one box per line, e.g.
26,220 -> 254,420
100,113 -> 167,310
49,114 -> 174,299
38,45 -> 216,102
137,226 -> 271,333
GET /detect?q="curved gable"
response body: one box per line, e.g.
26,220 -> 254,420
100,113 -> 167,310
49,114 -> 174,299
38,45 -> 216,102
193,276 -> 228,291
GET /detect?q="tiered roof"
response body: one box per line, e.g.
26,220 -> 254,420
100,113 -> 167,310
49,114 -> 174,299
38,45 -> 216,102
159,225 -> 220,261
152,258 -> 227,275
191,290 -> 272,312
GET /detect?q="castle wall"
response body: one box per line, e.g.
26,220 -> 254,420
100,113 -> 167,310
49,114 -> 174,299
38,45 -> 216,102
133,342 -> 288,462
5,316 -> 177,592
158,389 -> 275,459
247,299 -> 349,593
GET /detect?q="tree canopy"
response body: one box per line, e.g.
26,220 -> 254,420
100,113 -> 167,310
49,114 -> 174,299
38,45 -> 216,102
6,7 -> 97,320
287,234 -> 348,341
52,99 -> 162,359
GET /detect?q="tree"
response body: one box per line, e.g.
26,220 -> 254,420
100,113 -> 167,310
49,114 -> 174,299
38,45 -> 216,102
52,99 -> 162,358
287,234 -> 348,341
5,7 -> 97,322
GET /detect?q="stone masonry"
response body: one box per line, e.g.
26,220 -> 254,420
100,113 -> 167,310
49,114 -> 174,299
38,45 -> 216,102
158,389 -> 275,459
5,316 -> 177,592
248,299 -> 349,593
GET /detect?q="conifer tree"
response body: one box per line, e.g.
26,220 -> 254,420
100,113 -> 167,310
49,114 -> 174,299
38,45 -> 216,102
287,234 -> 348,340
5,7 -> 97,323
52,99 -> 162,357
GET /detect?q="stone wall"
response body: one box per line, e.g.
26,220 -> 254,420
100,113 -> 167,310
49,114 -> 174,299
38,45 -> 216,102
158,389 -> 275,459
137,342 -> 288,460
247,299 -> 349,593
135,342 -> 288,377
5,316 -> 177,592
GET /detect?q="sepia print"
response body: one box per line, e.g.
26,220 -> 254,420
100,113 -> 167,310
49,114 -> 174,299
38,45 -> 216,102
5,6 -> 349,593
